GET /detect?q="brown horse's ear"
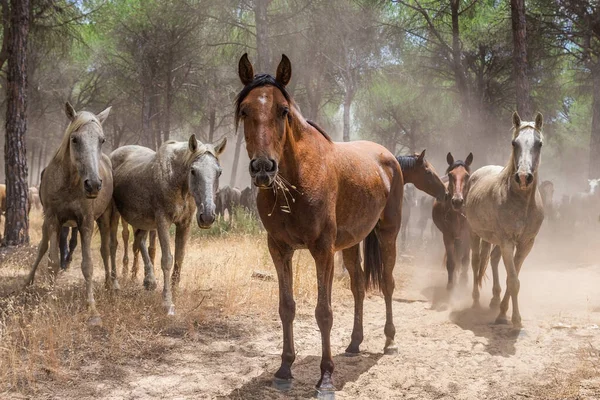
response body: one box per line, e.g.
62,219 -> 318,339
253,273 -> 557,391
446,152 -> 454,166
188,134 -> 198,152
96,106 -> 112,125
275,54 -> 292,87
535,112 -> 543,130
238,53 -> 254,86
65,102 -> 77,121
214,136 -> 227,156
465,152 -> 474,167
512,111 -> 521,128
416,149 -> 426,165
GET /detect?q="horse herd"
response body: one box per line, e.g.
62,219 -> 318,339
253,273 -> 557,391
0,53 -> 580,393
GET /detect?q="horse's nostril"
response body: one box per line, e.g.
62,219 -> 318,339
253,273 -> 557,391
267,159 -> 277,172
526,173 -> 533,184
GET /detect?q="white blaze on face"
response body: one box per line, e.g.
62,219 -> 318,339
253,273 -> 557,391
258,94 -> 268,105
589,179 -> 599,194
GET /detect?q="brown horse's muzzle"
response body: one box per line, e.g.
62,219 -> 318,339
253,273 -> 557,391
249,157 -> 277,188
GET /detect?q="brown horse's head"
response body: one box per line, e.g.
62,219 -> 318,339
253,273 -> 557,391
397,150 -> 447,201
236,54 -> 294,188
511,112 -> 543,190
446,152 -> 473,211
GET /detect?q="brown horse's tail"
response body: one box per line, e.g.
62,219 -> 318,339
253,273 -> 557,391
364,225 -> 384,291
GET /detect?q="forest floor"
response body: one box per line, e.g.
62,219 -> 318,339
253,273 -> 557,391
1,211 -> 599,399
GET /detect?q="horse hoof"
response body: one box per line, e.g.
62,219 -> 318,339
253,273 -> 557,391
166,304 -> 176,316
88,316 -> 102,326
495,316 -> 509,325
316,372 -> 336,395
316,388 -> 336,400
144,280 -> 157,291
344,343 -> 360,356
272,377 -> 293,391
489,299 -> 500,309
512,320 -> 523,329
112,281 -> 121,291
384,345 -> 398,355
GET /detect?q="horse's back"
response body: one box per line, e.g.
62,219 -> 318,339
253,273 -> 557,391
110,145 -> 155,172
333,141 -> 401,187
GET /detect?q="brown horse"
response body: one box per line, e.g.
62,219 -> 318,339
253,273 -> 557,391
236,54 -> 404,392
396,151 -> 447,243
432,152 -> 474,290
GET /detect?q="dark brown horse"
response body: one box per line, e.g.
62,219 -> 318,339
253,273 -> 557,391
236,54 -> 404,393
396,151 -> 447,243
432,152 -> 474,290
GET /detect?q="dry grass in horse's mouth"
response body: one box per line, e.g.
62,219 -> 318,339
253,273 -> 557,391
0,211 -> 357,394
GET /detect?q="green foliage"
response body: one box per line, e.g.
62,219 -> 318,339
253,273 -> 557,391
190,207 -> 263,239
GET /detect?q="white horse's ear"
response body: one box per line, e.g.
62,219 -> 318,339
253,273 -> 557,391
189,134 -> 198,152
512,111 -> 521,128
65,102 -> 77,121
96,106 -> 112,125
535,112 -> 543,130
275,54 -> 292,87
446,152 -> 454,166
214,137 -> 227,156
238,53 -> 254,86
465,152 -> 474,166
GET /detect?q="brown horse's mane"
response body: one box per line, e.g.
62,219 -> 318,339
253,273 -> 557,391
52,111 -> 101,163
234,73 -> 332,142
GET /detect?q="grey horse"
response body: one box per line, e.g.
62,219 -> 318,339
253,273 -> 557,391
466,112 -> 545,328
215,185 -> 242,219
26,102 -> 116,325
109,135 -> 226,315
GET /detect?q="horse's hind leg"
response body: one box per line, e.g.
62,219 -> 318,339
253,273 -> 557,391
379,224 -> 399,355
489,245 -> 502,309
121,217 -> 130,276
98,209 -> 119,291
66,227 -> 78,267
109,204 -> 120,288
156,216 -> 175,315
148,230 -> 157,267
59,226 -> 70,270
25,217 -> 52,286
138,230 -> 157,290
342,244 -> 364,355
131,229 -> 145,280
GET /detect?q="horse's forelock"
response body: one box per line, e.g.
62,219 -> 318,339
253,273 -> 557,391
446,160 -> 470,175
53,112 -> 102,163
513,122 -> 544,141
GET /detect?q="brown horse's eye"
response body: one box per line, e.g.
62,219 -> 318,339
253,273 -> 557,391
281,107 -> 289,118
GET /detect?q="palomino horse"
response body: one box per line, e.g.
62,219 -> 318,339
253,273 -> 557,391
236,53 -> 403,392
432,152 -> 474,290
466,112 -> 544,327
396,151 -> 447,243
26,102 -> 116,325
109,135 -> 226,314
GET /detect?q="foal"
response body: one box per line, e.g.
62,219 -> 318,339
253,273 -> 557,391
432,152 -> 473,290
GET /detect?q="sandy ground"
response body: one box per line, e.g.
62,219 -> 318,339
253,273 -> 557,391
2,221 -> 600,399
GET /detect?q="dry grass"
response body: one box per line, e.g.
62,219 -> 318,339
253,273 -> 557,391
0,209 -> 353,396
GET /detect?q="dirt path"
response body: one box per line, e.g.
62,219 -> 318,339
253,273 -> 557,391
35,245 -> 597,400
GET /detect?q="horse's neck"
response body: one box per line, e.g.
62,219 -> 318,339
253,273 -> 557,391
157,154 -> 189,195
277,124 -> 324,186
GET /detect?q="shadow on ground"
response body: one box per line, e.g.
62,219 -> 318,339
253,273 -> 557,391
222,352 -> 383,399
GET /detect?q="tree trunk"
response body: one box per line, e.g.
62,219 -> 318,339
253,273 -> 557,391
36,142 -> 44,185
164,54 -> 172,142
3,0 -> 30,246
229,133 -> 244,187
208,107 -> 216,143
342,87 -> 354,142
254,0 -> 271,72
589,67 -> 600,179
510,0 -> 532,117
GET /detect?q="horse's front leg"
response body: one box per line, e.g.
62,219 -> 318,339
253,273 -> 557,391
79,220 -> 101,325
308,240 -> 335,392
442,233 -> 457,290
171,220 -> 191,291
469,232 -> 482,308
268,236 -> 296,387
489,245 -> 502,308
109,204 -> 120,288
496,241 -> 517,326
59,226 -> 70,270
156,215 -> 175,315
66,227 -> 78,266
343,244 -> 364,355
25,216 -> 52,286
498,239 -> 534,327
136,230 -> 157,290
